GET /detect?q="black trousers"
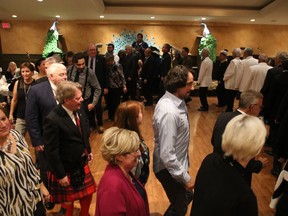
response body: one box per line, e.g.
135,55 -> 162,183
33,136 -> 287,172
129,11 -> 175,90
107,87 -> 122,120
83,98 -> 96,128
38,151 -> 48,188
95,93 -> 103,126
276,193 -> 288,216
142,81 -> 153,104
216,82 -> 226,106
155,169 -> 193,216
225,89 -> 237,112
199,87 -> 209,110
123,80 -> 137,101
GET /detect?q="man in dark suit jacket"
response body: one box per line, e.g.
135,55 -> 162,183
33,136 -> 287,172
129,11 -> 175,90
43,81 -> 95,215
26,63 -> 67,187
123,45 -> 139,101
141,48 -> 155,106
211,90 -> 267,186
85,44 -> 108,133
261,51 -> 288,122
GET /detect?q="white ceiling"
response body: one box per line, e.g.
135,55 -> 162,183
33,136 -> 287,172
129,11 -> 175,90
0,0 -> 287,25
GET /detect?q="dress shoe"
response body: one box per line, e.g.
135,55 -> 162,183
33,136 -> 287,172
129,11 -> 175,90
198,107 -> 209,112
98,126 -> 104,133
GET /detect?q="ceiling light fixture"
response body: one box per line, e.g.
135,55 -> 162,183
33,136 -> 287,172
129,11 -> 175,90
150,16 -> 155,19
37,0 -> 43,2
55,15 -> 60,18
201,17 -> 206,21
250,19 -> 255,22
12,15 -> 17,18
100,15 -> 104,18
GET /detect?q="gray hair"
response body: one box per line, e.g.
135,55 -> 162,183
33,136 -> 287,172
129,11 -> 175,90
46,63 -> 66,77
232,48 -> 242,57
222,115 -> 266,161
239,90 -> 263,109
276,52 -> 288,63
244,47 -> 253,56
258,53 -> 268,63
56,81 -> 82,104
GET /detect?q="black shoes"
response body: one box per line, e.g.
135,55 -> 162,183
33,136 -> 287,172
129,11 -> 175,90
44,201 -> 55,210
198,107 -> 209,111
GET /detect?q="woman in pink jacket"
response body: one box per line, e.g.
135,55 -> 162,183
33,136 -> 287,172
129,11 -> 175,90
95,127 -> 149,216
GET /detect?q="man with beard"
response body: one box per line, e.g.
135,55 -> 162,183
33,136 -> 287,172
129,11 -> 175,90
67,52 -> 101,130
153,65 -> 194,216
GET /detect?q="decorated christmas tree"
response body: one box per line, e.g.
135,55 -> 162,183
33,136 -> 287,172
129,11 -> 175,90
42,21 -> 63,58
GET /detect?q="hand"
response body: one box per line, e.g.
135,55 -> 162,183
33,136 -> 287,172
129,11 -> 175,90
35,145 -> 44,152
185,179 -> 194,191
87,103 -> 95,111
160,77 -> 164,81
59,176 -> 70,187
40,183 -> 50,203
9,114 -> 14,124
123,86 -> 127,93
103,88 -> 109,95
143,79 -> 148,84
259,157 -> 269,168
127,77 -> 132,81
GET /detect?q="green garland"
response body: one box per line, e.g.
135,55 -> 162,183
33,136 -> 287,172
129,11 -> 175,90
198,34 -> 217,62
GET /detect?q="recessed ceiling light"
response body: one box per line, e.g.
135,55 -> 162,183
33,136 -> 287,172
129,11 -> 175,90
150,16 -> 155,19
201,17 -> 206,21
250,19 -> 255,22
12,15 -> 17,18
37,0 -> 43,2
55,15 -> 60,18
100,15 -> 104,18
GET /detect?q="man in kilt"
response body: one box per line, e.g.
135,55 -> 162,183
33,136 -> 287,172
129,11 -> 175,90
43,81 -> 96,216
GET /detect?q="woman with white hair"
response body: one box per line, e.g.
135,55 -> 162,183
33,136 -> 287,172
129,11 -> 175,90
191,115 -> 267,216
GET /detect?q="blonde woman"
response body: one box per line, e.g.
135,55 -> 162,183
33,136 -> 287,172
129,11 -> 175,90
96,127 -> 149,216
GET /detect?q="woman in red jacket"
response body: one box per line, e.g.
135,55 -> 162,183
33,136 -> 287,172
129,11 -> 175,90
96,127 -> 149,216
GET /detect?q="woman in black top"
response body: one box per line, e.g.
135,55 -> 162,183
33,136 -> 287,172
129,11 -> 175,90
9,62 -> 35,136
191,115 -> 267,216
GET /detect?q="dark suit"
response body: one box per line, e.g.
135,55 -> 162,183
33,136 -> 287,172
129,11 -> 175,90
211,110 -> 262,186
141,56 -> 155,104
260,65 -> 283,121
158,52 -> 172,97
43,105 -> 91,179
85,55 -> 107,127
25,80 -> 57,186
123,53 -> 139,101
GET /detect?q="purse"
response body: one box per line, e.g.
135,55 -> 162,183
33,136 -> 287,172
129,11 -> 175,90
69,155 -> 88,189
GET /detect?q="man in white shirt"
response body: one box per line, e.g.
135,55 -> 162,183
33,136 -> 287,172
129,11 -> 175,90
238,47 -> 258,92
248,53 -> 272,92
223,48 -> 243,112
197,48 -> 213,111
153,65 -> 194,216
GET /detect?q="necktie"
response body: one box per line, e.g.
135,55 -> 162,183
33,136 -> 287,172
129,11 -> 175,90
73,111 -> 82,134
90,58 -> 94,70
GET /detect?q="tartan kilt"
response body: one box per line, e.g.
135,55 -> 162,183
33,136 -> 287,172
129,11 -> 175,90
47,164 -> 96,203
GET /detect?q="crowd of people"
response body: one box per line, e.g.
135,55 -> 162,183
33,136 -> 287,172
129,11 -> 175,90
0,32 -> 287,216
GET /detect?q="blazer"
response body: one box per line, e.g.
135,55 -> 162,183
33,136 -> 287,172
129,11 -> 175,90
85,55 -> 108,89
124,53 -> 139,81
141,56 -> 155,82
191,153 -> 258,216
25,80 -> 57,147
198,57 -> 213,87
211,110 -> 262,186
96,164 -> 150,216
43,105 -> 91,179
249,63 -> 272,92
238,56 -> 258,92
224,57 -> 243,90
